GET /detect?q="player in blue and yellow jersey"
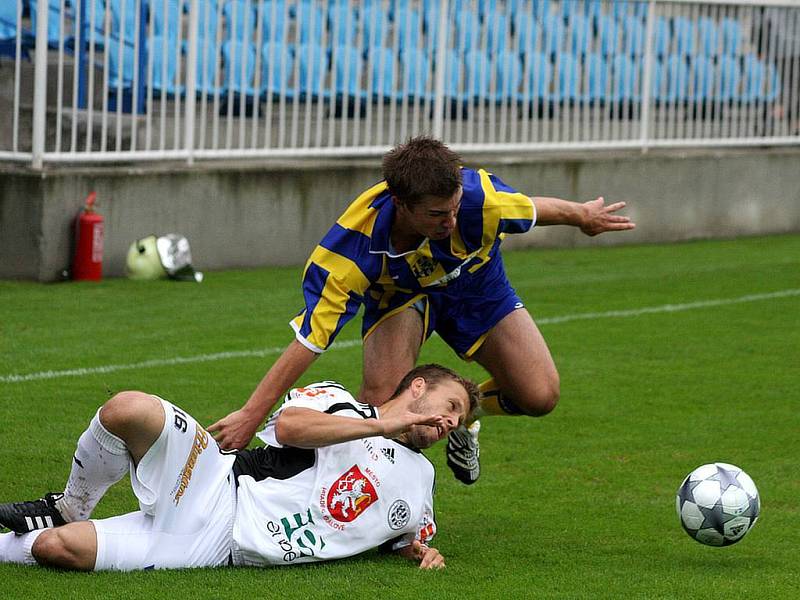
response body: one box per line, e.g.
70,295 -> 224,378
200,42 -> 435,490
209,137 -> 635,484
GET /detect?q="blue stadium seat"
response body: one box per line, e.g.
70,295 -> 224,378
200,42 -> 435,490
260,0 -> 288,43
515,10 -> 538,55
191,37 -> 223,97
661,54 -> 690,102
568,13 -> 591,57
106,35 -> 136,90
148,34 -> 182,96
611,54 -> 638,102
742,53 -> 766,103
396,7 -> 423,52
295,1 -> 323,45
532,0 -> 550,21
0,1 -> 19,39
222,38 -> 257,97
367,46 -> 398,101
584,52 -> 606,103
690,55 -> 714,102
400,47 -> 430,101
672,17 -> 694,57
720,18 -> 741,56
297,42 -> 328,100
196,0 -> 220,44
494,49 -> 521,102
582,0 -> 601,24
554,52 -> 579,102
543,13 -> 564,56
151,0 -> 182,40
464,49 -> 491,102
597,15 -> 620,57
485,11 -> 509,56
654,16 -> 670,58
622,16 -> 645,57
697,17 -> 719,57
30,0 -> 73,48
520,51 -> 551,101
612,0 -> 632,21
454,9 -> 478,51
223,0 -> 255,41
332,44 -> 362,100
362,4 -> 388,50
328,2 -> 358,47
261,41 -> 293,99
445,49 -> 466,104
507,0 -> 526,23
715,54 -> 740,101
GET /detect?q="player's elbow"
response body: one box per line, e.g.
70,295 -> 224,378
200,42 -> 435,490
274,411 -> 301,447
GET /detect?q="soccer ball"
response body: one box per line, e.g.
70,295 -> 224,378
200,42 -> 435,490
676,462 -> 760,546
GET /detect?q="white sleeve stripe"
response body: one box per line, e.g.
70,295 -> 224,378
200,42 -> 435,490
290,321 -> 326,354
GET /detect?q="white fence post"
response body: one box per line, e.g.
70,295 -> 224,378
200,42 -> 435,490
31,0 -> 50,170
432,0 -> 450,141
640,0 -> 657,153
184,0 -> 200,165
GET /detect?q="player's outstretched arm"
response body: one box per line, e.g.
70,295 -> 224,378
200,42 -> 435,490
532,196 -> 636,236
275,407 -> 445,449
209,340 -> 319,450
396,540 -> 446,569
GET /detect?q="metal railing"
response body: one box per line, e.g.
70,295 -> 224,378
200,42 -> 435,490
1,0 -> 798,169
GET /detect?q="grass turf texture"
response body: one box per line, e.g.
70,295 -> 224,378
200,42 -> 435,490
1,234 -> 799,599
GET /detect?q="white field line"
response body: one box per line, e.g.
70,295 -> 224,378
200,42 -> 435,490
2,289 -> 798,384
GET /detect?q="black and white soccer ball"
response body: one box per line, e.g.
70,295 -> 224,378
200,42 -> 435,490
676,462 -> 760,546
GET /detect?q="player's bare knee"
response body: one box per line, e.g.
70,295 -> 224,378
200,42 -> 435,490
359,382 -> 395,407
100,391 -> 161,436
517,376 -> 560,416
32,528 -> 87,570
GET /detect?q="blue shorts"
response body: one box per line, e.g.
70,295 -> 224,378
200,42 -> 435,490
362,255 -> 523,358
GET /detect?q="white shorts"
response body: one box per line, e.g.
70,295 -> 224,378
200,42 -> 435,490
92,398 -> 237,571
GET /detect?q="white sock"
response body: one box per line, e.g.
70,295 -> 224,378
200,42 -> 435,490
56,410 -> 130,522
0,530 -> 44,565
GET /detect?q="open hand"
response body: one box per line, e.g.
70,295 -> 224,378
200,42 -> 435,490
580,197 -> 636,236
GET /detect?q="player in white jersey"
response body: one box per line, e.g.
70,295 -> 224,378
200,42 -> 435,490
0,365 -> 477,571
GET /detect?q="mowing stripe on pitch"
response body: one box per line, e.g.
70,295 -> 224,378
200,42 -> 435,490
2,289 -> 798,384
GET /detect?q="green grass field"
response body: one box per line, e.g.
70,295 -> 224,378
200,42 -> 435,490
1,234 -> 799,599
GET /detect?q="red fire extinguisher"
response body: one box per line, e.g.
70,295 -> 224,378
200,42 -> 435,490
72,192 -> 104,281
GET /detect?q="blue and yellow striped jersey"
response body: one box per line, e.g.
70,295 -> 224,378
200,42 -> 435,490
290,167 -> 536,353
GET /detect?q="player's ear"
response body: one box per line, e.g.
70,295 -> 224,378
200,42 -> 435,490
410,377 -> 427,399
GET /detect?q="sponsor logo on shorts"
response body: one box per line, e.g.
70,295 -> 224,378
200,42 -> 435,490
172,424 -> 208,505
387,499 -> 411,530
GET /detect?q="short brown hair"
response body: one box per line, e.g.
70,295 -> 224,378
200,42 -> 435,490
382,136 -> 462,207
390,363 -> 479,415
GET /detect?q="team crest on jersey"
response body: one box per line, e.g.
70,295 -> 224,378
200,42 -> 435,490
387,499 -> 411,530
326,465 -> 379,522
411,256 -> 437,278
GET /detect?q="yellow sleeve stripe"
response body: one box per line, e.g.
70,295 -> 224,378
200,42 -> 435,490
495,191 -> 535,220
307,276 -> 353,350
307,245 -> 370,293
336,181 -> 388,236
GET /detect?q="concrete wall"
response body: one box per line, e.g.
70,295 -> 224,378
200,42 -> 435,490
2,147 -> 800,281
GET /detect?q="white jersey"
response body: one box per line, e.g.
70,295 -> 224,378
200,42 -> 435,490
230,382 -> 437,567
